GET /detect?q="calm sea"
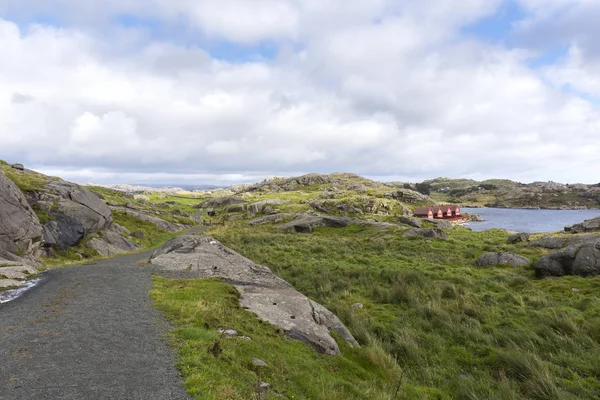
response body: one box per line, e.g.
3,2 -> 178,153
462,208 -> 600,233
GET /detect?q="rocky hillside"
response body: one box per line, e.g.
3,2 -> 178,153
401,177 -> 600,209
0,162 -> 192,289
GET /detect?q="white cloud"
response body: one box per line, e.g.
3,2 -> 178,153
0,0 -> 599,185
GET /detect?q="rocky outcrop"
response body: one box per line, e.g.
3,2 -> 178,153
87,227 -> 138,257
386,189 -> 432,204
403,228 -> 448,240
475,252 -> 530,268
279,215 -> 351,233
199,197 -> 247,209
150,236 -> 358,355
247,199 -> 289,214
0,259 -> 38,289
110,207 -> 186,233
535,240 -> 600,277
248,214 -> 300,226
25,180 -> 113,251
0,172 -> 43,261
531,234 -> 600,250
567,217 -> 600,234
397,216 -> 422,228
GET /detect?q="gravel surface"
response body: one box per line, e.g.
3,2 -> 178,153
0,250 -> 191,400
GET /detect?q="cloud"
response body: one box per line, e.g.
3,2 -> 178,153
0,1 -> 599,185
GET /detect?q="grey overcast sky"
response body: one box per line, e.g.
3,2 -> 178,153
0,0 -> 599,185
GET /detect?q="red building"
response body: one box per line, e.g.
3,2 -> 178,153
413,205 -> 461,219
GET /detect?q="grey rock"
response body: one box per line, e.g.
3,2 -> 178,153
252,358 -> 268,367
475,252 -> 531,268
397,216 -> 422,228
87,227 -> 138,257
351,303 -> 364,310
131,230 -> 144,239
388,189 -> 432,203
508,232 -> 530,244
403,228 -> 448,240
217,328 -> 238,336
248,214 -> 300,226
259,382 -> 271,390
11,163 -> 24,171
227,204 -> 245,213
0,171 -> 43,261
247,199 -> 289,214
429,219 -> 453,229
535,241 -> 600,277
201,197 -> 247,209
110,207 -> 186,233
0,264 -> 37,280
150,236 -> 358,355
531,234 -> 600,249
279,215 -> 351,234
126,202 -> 137,209
569,217 -> 600,234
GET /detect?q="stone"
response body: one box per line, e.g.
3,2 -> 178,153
508,232 -> 530,244
475,252 -> 531,268
259,382 -> 271,390
201,197 -> 247,209
248,214 -> 300,226
351,303 -> 364,310
569,217 -> 600,234
0,171 -> 43,261
397,216 -> 422,228
126,202 -> 137,209
403,228 -> 448,240
252,358 -> 268,367
218,329 -> 238,336
429,219 -> 453,229
0,264 -> 37,280
534,241 -> 600,277
11,163 -> 25,171
87,227 -> 138,257
247,199 -> 289,214
227,205 -> 245,213
150,236 -> 359,355
279,215 -> 351,234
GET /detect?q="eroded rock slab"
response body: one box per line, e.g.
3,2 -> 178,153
150,235 -> 358,355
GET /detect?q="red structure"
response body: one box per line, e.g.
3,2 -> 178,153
413,205 -> 461,220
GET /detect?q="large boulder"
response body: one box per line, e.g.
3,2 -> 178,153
475,252 -> 530,268
0,172 -> 43,261
531,234 -> 600,250
397,216 -> 422,228
508,232 -> 530,244
535,241 -> 600,277
150,236 -> 358,355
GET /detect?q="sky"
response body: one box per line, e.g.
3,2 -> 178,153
0,0 -> 599,185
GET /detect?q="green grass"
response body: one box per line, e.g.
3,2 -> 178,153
152,277 -> 406,400
1,164 -> 51,192
189,222 -> 600,399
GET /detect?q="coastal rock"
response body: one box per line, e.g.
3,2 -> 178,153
403,228 -> 448,240
535,241 -> 600,277
531,234 -> 600,249
475,252 -> 530,268
568,217 -> 600,234
150,236 -> 358,355
0,171 -> 43,261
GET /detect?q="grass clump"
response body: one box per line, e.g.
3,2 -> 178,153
196,222 -> 600,399
1,164 -> 50,192
152,277 -> 403,400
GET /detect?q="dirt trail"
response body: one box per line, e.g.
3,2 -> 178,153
0,250 -> 190,400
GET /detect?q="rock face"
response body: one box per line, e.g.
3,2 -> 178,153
25,181 -> 113,251
0,172 -> 43,261
475,252 -> 530,268
403,228 -> 448,240
110,206 -> 186,233
150,236 -> 359,355
535,241 -> 600,277
568,217 -> 600,234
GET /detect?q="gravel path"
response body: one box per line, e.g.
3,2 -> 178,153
0,250 -> 191,400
